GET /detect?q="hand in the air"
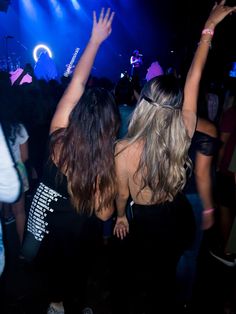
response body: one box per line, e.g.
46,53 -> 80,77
91,8 -> 115,45
205,0 -> 236,28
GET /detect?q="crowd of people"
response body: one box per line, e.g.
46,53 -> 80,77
0,2 -> 236,314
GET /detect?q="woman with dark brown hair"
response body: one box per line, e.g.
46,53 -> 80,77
22,8 -> 117,313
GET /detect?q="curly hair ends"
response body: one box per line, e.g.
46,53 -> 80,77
50,87 -> 120,215
127,75 -> 192,203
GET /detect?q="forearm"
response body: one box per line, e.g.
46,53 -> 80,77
183,0 -> 236,113
56,40 -> 100,109
187,22 -> 214,80
196,174 -> 214,209
50,8 -> 114,133
183,25 -> 214,113
71,39 -> 100,88
115,194 -> 128,217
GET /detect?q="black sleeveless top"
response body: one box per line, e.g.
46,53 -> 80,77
184,131 -> 219,194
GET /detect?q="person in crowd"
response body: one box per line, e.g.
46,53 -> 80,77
115,76 -> 135,139
0,73 -> 29,244
130,49 -> 143,78
0,123 -> 22,276
34,51 -> 58,82
113,2 -> 235,313
2,123 -> 29,244
229,145 -> 236,183
211,84 -> 236,266
145,60 -> 164,82
176,117 -> 218,309
21,8 -> 117,314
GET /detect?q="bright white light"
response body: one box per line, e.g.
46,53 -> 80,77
71,0 -> 80,10
33,44 -> 53,62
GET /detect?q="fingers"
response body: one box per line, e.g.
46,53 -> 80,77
213,2 -> 218,10
220,0 -> 226,5
229,6 -> 236,12
93,11 -> 97,25
104,8 -> 111,23
97,7 -> 115,25
113,223 -> 129,240
107,11 -> 115,27
98,7 -> 104,23
114,227 -> 127,240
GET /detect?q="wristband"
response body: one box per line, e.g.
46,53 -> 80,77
198,39 -> 212,48
203,208 -> 214,214
202,28 -> 214,36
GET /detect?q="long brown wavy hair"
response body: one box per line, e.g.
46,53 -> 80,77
126,75 -> 192,203
50,87 -> 120,215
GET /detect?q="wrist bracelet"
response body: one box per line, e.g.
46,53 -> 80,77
198,39 -> 212,48
203,208 -> 214,214
202,28 -> 214,36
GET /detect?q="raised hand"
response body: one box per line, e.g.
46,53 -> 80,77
50,8 -> 115,133
205,0 -> 236,28
91,8 -> 115,45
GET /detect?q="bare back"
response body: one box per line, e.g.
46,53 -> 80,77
115,140 -> 155,205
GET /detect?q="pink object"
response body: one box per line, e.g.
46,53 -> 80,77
203,208 -> 214,214
202,28 -> 214,36
10,68 -> 32,85
145,61 -> 164,81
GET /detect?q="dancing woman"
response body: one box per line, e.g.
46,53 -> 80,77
113,2 -> 236,313
22,9 -> 118,313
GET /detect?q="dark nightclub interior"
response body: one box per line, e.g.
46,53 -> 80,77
0,1 -> 236,314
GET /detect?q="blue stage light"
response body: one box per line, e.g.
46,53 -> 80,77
229,62 -> 236,78
33,44 -> 53,62
21,0 -> 37,19
71,0 -> 80,11
49,0 -> 63,18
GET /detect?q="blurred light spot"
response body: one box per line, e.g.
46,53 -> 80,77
71,0 -> 80,10
49,0 -> 63,18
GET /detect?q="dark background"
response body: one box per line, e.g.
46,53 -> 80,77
0,0 -> 235,81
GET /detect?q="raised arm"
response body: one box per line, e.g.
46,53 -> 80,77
183,1 -> 236,116
50,8 -> 115,134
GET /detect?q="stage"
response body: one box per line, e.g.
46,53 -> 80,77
0,0 -> 235,82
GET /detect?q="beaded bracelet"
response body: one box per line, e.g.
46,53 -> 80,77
202,28 -> 214,36
198,39 -> 212,48
203,208 -> 214,214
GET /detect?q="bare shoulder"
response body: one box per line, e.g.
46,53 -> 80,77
115,140 -> 129,156
196,118 -> 217,138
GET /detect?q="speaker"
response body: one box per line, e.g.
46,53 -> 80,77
0,0 -> 10,12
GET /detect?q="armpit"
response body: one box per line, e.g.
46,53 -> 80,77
182,110 -> 197,138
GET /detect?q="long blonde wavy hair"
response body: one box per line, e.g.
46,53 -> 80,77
126,75 -> 192,203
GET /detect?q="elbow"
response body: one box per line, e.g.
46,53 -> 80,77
96,207 -> 114,221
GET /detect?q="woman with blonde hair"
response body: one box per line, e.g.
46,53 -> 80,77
113,2 -> 236,313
